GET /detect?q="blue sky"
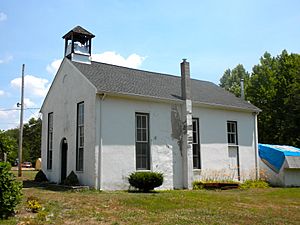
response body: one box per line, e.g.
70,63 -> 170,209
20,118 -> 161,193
0,0 -> 299,130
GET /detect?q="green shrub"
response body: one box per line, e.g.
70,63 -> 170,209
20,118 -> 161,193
64,171 -> 80,186
34,170 -> 48,182
0,162 -> 22,219
240,179 -> 270,189
26,196 -> 42,213
128,171 -> 163,192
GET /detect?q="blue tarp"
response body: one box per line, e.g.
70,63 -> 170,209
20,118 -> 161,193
258,144 -> 300,172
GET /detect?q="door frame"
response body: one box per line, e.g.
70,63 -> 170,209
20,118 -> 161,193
60,138 -> 68,183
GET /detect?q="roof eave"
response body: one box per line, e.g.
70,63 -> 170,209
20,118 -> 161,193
193,100 -> 261,113
96,90 -> 261,113
96,91 -> 183,104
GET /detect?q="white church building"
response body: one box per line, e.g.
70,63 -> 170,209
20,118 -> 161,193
41,26 -> 260,190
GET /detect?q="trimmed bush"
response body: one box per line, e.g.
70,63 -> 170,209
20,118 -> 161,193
64,171 -> 80,186
0,162 -> 22,219
240,179 -> 270,189
128,171 -> 163,192
34,170 -> 48,182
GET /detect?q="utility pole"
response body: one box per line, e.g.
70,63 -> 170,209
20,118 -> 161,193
18,64 -> 25,177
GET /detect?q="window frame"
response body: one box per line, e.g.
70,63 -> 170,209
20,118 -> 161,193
47,112 -> 53,170
76,102 -> 84,171
192,118 -> 201,169
227,121 -> 238,146
226,120 -> 240,180
135,112 -> 150,170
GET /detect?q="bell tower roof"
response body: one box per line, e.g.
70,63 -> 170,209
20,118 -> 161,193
62,26 -> 95,41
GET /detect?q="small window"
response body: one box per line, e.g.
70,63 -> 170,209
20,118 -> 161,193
47,113 -> 53,170
135,113 -> 150,170
192,118 -> 201,169
227,121 -> 238,145
76,102 -> 84,171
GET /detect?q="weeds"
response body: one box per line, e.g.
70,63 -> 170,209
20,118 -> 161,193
26,196 -> 42,213
240,180 -> 270,189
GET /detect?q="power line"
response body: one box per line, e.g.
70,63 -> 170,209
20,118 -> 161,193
27,108 -> 41,119
0,108 -> 19,111
0,107 -> 40,112
0,122 -> 19,124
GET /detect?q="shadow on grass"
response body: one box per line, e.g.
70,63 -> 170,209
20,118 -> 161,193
127,189 -> 160,194
22,180 -> 83,192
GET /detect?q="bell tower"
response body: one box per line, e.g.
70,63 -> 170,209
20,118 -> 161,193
62,26 -> 95,64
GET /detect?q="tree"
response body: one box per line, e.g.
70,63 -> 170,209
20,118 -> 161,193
23,117 -> 42,166
219,64 -> 250,98
247,50 -> 300,146
0,130 -> 17,163
4,117 -> 42,165
219,50 -> 300,147
3,128 -> 18,164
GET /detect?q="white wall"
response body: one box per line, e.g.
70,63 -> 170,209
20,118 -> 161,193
99,96 -> 178,190
192,107 -> 257,181
98,97 -> 257,190
41,59 -> 97,187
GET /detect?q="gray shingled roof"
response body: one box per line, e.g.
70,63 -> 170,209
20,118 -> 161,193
71,60 -> 260,112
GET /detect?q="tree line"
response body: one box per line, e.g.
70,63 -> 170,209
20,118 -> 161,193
0,117 -> 41,165
220,50 -> 300,147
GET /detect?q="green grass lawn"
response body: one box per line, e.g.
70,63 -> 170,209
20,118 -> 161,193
2,171 -> 300,225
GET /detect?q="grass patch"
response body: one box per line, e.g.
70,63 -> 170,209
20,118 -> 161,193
11,170 -> 38,181
1,172 -> 300,224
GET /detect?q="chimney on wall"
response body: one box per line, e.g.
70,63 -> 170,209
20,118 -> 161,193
180,58 -> 193,189
181,59 -> 191,100
240,78 -> 245,100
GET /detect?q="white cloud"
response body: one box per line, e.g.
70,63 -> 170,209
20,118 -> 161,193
0,90 -> 5,96
0,55 -> 13,64
0,111 -> 10,118
0,109 -> 19,130
92,51 -> 145,68
0,100 -> 39,130
0,12 -> 7,22
46,59 -> 62,75
11,75 -> 50,97
45,51 -> 145,75
24,98 -> 35,108
25,111 -> 41,122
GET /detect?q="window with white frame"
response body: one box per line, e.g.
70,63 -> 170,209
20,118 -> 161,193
227,121 -> 238,145
76,102 -> 84,171
47,112 -> 53,170
135,113 -> 150,170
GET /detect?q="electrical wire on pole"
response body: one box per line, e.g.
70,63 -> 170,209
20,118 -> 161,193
18,64 -> 25,177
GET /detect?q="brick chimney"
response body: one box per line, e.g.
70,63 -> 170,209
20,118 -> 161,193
180,59 -> 193,189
